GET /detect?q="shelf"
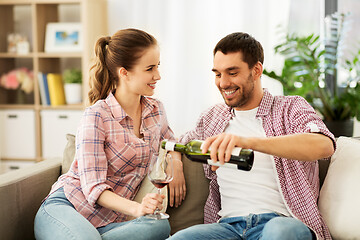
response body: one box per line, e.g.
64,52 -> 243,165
0,0 -> 80,4
0,104 -> 34,109
0,53 -> 34,58
39,104 -> 84,110
1,157 -> 38,162
0,0 -> 108,162
35,0 -> 81,3
37,52 -> 82,58
0,104 -> 84,110
0,52 -> 82,58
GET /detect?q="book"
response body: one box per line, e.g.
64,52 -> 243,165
37,72 -> 50,105
47,73 -> 66,106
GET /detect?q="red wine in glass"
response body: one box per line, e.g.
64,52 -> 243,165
150,179 -> 171,189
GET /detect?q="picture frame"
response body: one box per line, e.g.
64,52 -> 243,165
45,23 -> 83,53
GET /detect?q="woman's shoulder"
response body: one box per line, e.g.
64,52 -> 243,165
83,99 -> 111,118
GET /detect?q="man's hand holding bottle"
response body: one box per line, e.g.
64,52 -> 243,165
201,133 -> 252,171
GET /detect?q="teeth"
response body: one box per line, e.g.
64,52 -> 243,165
149,83 -> 156,87
224,89 -> 236,95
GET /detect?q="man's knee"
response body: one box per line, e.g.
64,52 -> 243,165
261,217 -> 312,240
169,225 -> 203,240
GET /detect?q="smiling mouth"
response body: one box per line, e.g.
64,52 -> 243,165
222,88 -> 238,98
148,83 -> 156,89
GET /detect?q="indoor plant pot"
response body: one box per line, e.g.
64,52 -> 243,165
63,68 -> 82,104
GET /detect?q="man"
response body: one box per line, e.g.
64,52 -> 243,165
169,32 -> 335,240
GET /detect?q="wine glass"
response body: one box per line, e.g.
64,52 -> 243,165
146,152 -> 174,219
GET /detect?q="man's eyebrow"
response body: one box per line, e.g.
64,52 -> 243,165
212,66 -> 240,72
227,66 -> 240,71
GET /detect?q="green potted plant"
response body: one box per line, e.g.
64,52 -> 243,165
264,12 -> 360,137
63,68 -> 82,104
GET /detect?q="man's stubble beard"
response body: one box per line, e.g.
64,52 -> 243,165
222,73 -> 254,109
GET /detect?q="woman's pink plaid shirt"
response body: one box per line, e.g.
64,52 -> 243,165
179,89 -> 335,240
49,92 -> 175,228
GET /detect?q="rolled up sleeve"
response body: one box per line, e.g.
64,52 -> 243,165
76,108 -> 113,207
289,97 -> 336,153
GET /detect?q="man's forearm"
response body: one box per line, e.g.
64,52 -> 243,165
248,133 -> 334,162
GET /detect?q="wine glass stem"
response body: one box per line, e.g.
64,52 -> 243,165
153,188 -> 162,218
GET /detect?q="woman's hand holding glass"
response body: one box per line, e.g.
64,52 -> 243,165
134,192 -> 165,217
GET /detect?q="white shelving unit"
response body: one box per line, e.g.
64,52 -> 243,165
0,0 -> 108,170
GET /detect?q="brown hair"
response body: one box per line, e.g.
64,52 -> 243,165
213,32 -> 264,69
88,28 -> 158,105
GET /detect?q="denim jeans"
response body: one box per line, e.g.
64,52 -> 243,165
168,212 -> 313,240
34,187 -> 170,240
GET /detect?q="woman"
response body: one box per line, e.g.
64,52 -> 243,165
34,28 -> 185,240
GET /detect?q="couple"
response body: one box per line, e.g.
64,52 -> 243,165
34,29 -> 335,240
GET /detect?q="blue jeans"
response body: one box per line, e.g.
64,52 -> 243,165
168,213 -> 313,240
34,188 -> 170,240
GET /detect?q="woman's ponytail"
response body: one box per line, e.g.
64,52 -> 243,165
88,36 -> 115,105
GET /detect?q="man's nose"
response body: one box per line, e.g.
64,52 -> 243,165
219,76 -> 231,89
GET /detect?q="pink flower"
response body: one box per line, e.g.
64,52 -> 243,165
0,68 -> 33,93
2,70 -> 20,89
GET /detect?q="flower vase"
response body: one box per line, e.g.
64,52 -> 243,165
5,89 -> 34,104
16,89 -> 26,104
0,87 -> 7,104
5,89 -> 20,104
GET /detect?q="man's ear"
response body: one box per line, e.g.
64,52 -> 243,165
252,61 -> 263,79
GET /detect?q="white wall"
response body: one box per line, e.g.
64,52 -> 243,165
106,0 -> 290,136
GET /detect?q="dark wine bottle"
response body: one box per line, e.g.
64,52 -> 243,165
161,140 -> 254,171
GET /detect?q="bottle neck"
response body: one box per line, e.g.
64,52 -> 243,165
162,141 -> 187,153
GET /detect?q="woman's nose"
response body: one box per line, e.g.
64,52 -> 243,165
153,69 -> 161,80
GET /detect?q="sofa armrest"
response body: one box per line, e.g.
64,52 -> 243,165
0,158 -> 62,240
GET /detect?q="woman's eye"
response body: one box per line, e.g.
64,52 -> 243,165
146,67 -> 153,71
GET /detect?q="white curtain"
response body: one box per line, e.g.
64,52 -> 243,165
107,0 -> 290,136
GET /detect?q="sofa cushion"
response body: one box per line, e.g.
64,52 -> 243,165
167,155 -> 210,234
62,133 -> 75,174
318,137 -> 360,240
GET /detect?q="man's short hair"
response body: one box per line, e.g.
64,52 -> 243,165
213,32 -> 264,68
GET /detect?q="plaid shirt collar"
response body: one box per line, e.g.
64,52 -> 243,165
256,89 -> 274,118
105,91 -> 156,122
